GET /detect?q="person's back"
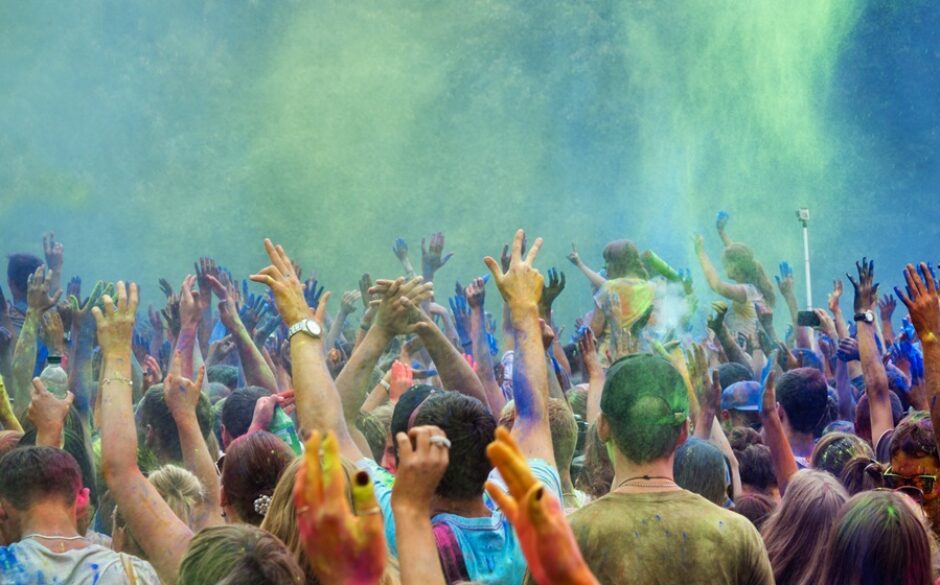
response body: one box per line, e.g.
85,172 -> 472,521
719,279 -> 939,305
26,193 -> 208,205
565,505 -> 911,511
570,489 -> 769,585
0,446 -> 159,585
564,354 -> 773,585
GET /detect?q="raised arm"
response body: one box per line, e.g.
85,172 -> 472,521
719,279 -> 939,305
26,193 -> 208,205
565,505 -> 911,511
484,229 -> 554,464
567,243 -> 606,289
97,282 -> 192,585
42,232 -> 65,297
206,275 -> 278,393
715,210 -> 734,249
693,235 -> 749,303
759,369 -> 799,494
896,263 -> 940,445
848,259 -> 894,445
11,266 -> 60,417
250,239 -> 363,461
392,237 -> 417,280
67,281 -> 107,418
466,277 -> 506,413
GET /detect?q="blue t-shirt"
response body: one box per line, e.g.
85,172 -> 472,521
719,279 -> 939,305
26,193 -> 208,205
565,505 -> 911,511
358,457 -> 562,585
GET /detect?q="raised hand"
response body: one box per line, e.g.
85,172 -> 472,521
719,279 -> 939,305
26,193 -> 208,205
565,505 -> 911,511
371,277 -> 434,336
759,368 -> 778,422
776,261 -> 795,297
179,275 -> 202,331
566,242 -> 581,266
484,229 -> 543,310
706,301 -> 729,334
294,430 -> 386,585
485,427 -> 598,585
421,231 -> 454,280
392,237 -> 409,261
539,267 -> 566,318
92,281 -> 139,358
42,232 -> 64,273
837,337 -> 860,362
388,359 -> 414,403
194,257 -> 217,305
66,277 -> 81,303
39,310 -> 66,354
164,351 -> 206,421
847,257 -> 880,314
142,355 -> 163,389
449,293 -> 472,351
878,294 -> 897,323
161,294 -> 181,339
578,328 -> 602,380
465,276 -> 486,309
501,234 -> 528,273
28,377 -> 74,447
358,273 -> 374,310
716,210 -> 730,232
303,278 -> 325,310
828,279 -> 844,314
158,278 -> 174,300
340,290 -> 361,315
27,266 -> 62,312
251,239 -> 324,327
896,262 -> 940,341
692,234 -> 705,255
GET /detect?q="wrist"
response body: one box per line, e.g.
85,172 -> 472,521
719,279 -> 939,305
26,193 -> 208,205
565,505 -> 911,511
172,410 -> 199,425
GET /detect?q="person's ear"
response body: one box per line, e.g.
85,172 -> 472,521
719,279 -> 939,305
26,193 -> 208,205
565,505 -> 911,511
75,487 -> 90,516
598,415 -> 611,442
720,409 -> 731,422
145,424 -> 156,448
676,418 -> 690,447
776,404 -> 786,425
221,425 -> 232,449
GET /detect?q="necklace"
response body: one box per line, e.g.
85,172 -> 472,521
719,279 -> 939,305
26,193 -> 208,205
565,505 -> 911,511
614,475 -> 678,491
23,533 -> 86,541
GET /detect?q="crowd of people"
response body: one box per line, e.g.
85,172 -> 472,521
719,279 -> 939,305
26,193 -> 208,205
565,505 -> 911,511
0,212 -> 938,584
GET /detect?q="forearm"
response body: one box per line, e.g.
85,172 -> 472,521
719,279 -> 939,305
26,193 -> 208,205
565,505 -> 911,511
360,382 -> 389,414
323,310 -> 351,356
291,335 -> 361,459
761,414 -> 798,494
835,360 -> 856,421
697,251 -> 723,292
100,351 -> 139,474
716,325 -> 752,371
0,376 -> 23,432
575,261 -> 606,289
709,420 -> 741,500
585,365 -> 605,424
922,339 -> 940,442
198,304 -> 212,358
175,411 -> 224,528
417,321 -> 489,407
233,325 -> 277,392
858,323 -> 892,439
335,326 -> 391,423
393,505 -> 447,585
469,307 -> 505,413
68,325 -> 96,417
509,303 -> 552,459
11,310 -> 39,418
881,319 -> 895,346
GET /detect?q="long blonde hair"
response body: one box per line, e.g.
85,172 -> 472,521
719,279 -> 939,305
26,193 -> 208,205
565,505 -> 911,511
261,457 -> 400,585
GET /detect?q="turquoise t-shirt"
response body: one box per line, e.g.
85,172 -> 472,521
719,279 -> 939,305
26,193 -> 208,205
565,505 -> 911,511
357,457 -> 562,585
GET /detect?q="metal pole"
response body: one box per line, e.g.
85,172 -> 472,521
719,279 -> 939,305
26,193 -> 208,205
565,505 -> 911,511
802,221 -> 812,309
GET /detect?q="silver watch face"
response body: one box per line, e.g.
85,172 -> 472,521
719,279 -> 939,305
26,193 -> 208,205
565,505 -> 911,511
304,319 -> 322,337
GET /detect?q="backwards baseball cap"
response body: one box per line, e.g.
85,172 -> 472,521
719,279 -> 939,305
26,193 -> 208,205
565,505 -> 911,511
721,381 -> 762,412
600,354 -> 688,427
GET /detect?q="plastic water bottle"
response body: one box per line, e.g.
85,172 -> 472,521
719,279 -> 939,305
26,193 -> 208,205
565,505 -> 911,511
39,355 -> 68,398
270,405 -> 303,455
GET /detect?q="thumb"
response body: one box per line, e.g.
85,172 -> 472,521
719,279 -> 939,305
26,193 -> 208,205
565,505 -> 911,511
64,391 -> 75,407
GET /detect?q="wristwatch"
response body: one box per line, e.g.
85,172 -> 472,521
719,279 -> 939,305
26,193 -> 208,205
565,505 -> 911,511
853,311 -> 875,324
288,318 -> 322,340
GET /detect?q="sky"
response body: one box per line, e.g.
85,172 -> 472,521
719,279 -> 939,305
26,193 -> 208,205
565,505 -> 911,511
1,0 -> 938,328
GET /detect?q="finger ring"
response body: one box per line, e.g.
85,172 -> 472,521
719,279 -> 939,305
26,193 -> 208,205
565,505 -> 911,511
429,436 -> 452,449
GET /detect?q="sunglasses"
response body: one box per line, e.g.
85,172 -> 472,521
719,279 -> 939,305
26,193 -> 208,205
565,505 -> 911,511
875,486 -> 926,507
883,466 -> 937,495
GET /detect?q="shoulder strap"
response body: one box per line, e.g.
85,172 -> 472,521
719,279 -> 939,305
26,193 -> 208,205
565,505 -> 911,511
431,521 -> 471,585
119,553 -> 138,585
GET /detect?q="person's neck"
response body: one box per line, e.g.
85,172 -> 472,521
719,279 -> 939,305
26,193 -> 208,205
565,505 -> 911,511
610,451 -> 678,492
18,502 -> 81,541
430,494 -> 491,518
787,430 -> 815,458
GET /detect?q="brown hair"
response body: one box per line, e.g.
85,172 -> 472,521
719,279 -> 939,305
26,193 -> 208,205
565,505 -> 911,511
575,421 -> 613,499
602,240 -> 648,280
178,524 -> 306,585
721,243 -> 776,309
838,456 -> 884,496
820,491 -> 934,585
221,431 -> 294,525
760,469 -> 848,585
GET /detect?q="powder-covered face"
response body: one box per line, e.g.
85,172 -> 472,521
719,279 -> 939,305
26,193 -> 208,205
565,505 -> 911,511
891,453 -> 940,532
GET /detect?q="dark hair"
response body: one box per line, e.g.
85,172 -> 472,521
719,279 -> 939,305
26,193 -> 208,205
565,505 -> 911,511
0,446 -> 82,510
674,438 -> 729,506
718,362 -> 754,390
736,444 -> 776,493
854,392 -> 904,444
413,392 -> 496,500
390,384 -> 435,446
811,432 -> 873,479
734,493 -> 775,530
6,254 -> 42,295
220,386 -> 271,443
20,421 -> 99,511
207,382 -> 232,405
775,368 -> 829,435
601,354 -> 688,464
207,365 -> 240,390
221,432 -> 294,525
728,426 -> 763,452
821,491 -> 933,585
889,411 -> 937,460
140,384 -> 213,462
838,456 -> 884,496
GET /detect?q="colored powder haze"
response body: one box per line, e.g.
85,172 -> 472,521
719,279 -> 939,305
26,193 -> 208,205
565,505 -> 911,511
1,1 -> 938,327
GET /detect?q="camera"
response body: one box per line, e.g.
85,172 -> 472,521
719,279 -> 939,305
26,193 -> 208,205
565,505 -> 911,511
796,208 -> 810,222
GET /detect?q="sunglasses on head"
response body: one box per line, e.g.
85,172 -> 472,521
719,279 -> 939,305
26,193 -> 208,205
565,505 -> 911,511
875,486 -> 926,507
883,466 -> 937,495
